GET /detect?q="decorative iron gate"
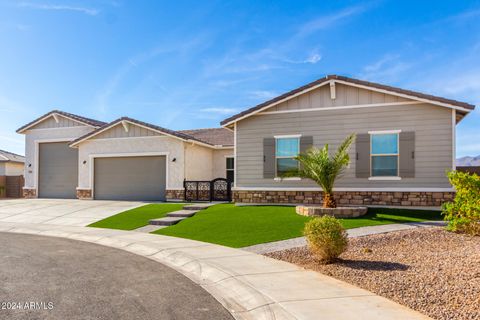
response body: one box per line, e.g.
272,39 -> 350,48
183,178 -> 231,202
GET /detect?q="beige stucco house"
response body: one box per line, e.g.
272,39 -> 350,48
17,111 -> 233,200
221,75 -> 475,206
0,149 -> 25,176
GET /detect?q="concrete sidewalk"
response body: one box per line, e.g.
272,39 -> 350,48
0,222 -> 430,320
242,221 -> 446,254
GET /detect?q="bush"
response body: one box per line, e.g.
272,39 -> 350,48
442,171 -> 480,236
304,216 -> 348,263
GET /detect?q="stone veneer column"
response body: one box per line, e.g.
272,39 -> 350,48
165,189 -> 185,201
76,189 -> 93,200
23,188 -> 37,199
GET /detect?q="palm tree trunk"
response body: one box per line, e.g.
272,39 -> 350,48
322,192 -> 336,208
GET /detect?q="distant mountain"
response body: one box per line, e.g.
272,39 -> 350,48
456,155 -> 480,166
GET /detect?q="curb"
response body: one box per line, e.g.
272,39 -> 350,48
0,222 -> 431,320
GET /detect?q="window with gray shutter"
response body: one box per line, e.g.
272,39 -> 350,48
356,133 -> 370,178
263,138 -> 275,178
399,131 -> 415,178
370,133 -> 399,177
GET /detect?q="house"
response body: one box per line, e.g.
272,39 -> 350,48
17,75 -> 475,206
17,111 -> 233,200
0,149 -> 25,198
220,75 -> 475,207
0,149 -> 25,176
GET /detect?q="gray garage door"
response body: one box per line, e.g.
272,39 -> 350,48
94,156 -> 166,201
38,142 -> 78,199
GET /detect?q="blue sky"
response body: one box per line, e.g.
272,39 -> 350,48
0,0 -> 479,157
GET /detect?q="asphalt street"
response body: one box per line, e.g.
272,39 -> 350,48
0,232 -> 233,320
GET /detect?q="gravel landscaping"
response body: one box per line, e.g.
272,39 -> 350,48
266,228 -> 480,320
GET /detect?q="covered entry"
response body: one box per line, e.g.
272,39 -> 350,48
38,142 -> 78,198
93,156 -> 166,201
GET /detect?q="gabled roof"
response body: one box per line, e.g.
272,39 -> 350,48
179,128 -> 233,146
220,74 -> 476,126
69,117 -> 231,148
16,110 -> 106,133
0,149 -> 25,163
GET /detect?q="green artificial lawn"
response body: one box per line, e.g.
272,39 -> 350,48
154,204 -> 442,248
88,203 -> 184,230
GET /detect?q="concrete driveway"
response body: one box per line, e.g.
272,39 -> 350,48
0,232 -> 232,320
0,199 -> 144,226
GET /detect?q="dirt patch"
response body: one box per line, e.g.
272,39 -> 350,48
266,228 -> 480,320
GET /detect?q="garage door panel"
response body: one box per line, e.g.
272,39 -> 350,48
94,156 -> 166,201
38,142 -> 78,199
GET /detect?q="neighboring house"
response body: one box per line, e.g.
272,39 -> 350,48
0,149 -> 25,176
17,111 -> 233,200
220,75 -> 475,207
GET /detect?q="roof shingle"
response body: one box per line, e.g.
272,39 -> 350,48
220,74 -> 476,125
179,128 -> 233,146
16,110 -> 106,133
69,117 -> 233,148
0,149 -> 25,163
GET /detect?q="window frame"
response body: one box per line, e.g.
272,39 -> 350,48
368,130 -> 401,179
274,135 -> 301,178
225,156 -> 234,182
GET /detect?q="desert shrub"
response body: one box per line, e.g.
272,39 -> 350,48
304,216 -> 348,263
442,170 -> 480,236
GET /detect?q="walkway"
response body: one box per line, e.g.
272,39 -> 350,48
135,202 -> 219,233
0,221 -> 430,320
242,221 -> 446,254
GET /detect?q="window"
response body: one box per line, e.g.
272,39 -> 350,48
226,157 -> 234,182
275,137 -> 300,176
370,133 -> 399,177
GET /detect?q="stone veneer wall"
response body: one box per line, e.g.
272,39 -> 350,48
233,190 -> 455,207
166,189 -> 185,201
76,189 -> 92,200
23,188 -> 37,199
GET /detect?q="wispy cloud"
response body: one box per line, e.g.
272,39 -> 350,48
248,90 -> 278,100
304,53 -> 322,64
199,107 -> 239,115
297,5 -> 366,37
94,34 -> 211,115
283,52 -> 322,64
447,8 -> 480,23
18,2 -> 100,16
359,54 -> 412,82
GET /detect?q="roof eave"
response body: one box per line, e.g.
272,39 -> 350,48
16,110 -> 104,134
220,75 -> 475,126
69,117 -> 218,149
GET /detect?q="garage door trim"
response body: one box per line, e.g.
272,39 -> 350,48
34,138 -> 79,194
89,152 -> 170,199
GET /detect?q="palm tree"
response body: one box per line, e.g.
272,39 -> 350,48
295,134 -> 356,208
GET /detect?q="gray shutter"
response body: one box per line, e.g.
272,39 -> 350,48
263,138 -> 275,179
399,131 -> 415,178
300,136 -> 313,153
356,133 -> 370,178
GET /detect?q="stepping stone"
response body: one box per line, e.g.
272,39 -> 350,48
149,216 -> 187,226
134,225 -> 166,233
183,203 -> 218,211
167,210 -> 198,217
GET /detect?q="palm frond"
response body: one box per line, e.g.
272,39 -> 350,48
295,134 -> 356,194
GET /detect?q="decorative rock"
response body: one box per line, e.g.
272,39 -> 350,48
296,205 -> 368,218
